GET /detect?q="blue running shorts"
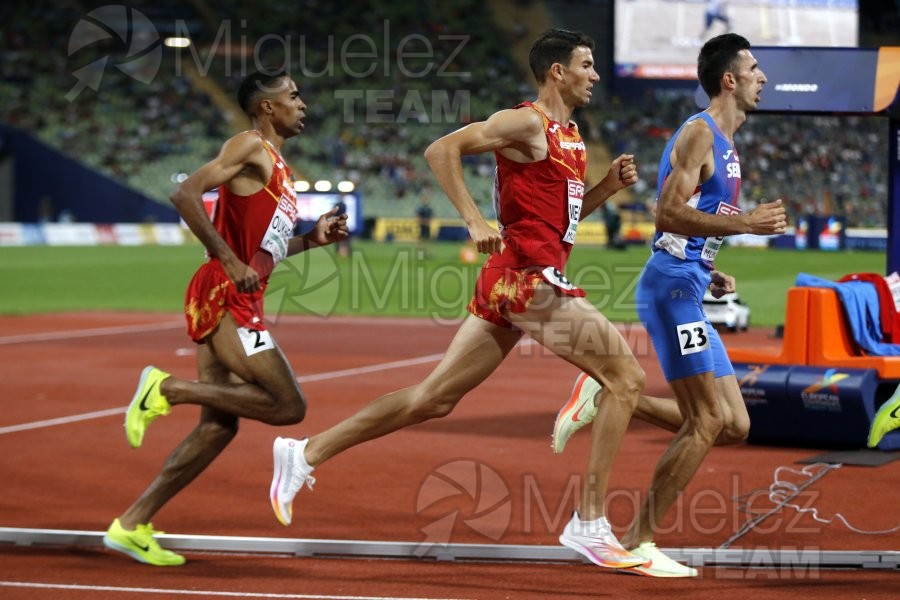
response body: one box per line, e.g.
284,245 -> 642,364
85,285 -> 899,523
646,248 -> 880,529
635,252 -> 734,382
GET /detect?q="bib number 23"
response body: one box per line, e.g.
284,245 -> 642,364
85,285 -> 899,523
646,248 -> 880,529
677,320 -> 709,356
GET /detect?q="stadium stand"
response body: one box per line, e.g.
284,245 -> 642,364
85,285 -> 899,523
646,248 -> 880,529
589,92 -> 890,228
0,1 -> 892,228
0,2 -> 226,215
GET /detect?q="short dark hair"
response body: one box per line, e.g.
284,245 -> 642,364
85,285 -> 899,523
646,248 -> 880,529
237,67 -> 288,116
528,29 -> 595,85
697,33 -> 751,98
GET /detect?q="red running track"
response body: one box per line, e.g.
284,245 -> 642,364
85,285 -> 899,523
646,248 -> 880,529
0,312 -> 897,599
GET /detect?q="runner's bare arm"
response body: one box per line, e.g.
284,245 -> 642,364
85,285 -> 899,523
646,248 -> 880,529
171,132 -> 268,291
656,121 -> 786,237
424,108 -> 544,254
581,153 -> 638,218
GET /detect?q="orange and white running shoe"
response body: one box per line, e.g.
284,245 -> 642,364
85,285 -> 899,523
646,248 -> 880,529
552,373 -> 601,453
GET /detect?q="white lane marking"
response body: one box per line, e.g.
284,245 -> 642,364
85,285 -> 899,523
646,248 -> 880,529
0,407 -> 126,435
0,321 -> 184,345
0,352 -> 450,436
1,324 -> 648,436
296,353 -> 445,383
0,316 -> 450,347
0,582 -> 471,600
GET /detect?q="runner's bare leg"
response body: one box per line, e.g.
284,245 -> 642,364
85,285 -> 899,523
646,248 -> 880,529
160,313 -> 307,425
509,285 -> 643,521
304,316 -> 523,466
119,345 -> 240,528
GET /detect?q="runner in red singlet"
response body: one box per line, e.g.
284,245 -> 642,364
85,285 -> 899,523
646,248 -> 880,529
269,30 -> 649,570
103,68 -> 348,566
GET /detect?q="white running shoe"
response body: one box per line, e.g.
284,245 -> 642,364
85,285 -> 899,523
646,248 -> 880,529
270,436 -> 315,526
559,512 -> 647,569
626,542 -> 698,577
552,373 -> 601,453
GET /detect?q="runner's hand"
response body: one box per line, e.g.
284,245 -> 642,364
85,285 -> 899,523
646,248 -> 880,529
709,270 -> 735,299
602,154 -> 638,193
307,206 -> 349,246
743,199 -> 787,235
223,258 -> 261,293
468,219 -> 502,254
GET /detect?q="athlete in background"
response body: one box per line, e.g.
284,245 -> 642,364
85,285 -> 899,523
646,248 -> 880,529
103,68 -> 348,566
699,0 -> 731,41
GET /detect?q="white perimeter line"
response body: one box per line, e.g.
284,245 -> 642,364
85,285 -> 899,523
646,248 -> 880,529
0,407 -> 126,435
0,316 -> 639,346
269,315 -> 462,327
0,350 -> 453,436
2,325 -> 646,436
0,582 -> 470,600
296,353 -> 447,383
0,316 -> 444,347
0,321 -> 184,345
298,337 -> 542,383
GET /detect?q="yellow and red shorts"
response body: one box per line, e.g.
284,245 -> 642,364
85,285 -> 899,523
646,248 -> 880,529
184,260 -> 267,343
466,258 -> 585,328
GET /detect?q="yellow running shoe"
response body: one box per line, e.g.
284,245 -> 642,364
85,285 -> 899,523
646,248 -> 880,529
552,373 -> 601,454
125,366 -> 171,449
103,518 -> 185,566
868,385 -> 900,448
625,542 -> 698,577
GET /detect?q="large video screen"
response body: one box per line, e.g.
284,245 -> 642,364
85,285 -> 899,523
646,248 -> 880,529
296,193 -> 362,234
615,0 -> 859,79
199,191 -> 363,234
693,46 -> 900,113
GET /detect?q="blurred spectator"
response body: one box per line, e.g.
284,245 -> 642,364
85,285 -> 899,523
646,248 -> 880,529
0,2 -> 891,228
415,192 -> 434,250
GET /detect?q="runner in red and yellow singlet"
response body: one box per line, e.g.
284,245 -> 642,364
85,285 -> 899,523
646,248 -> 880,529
185,131 -> 298,341
104,68 -> 348,567
270,30 -> 650,572
469,100 -> 588,327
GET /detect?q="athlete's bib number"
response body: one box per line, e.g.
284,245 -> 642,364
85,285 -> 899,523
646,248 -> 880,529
677,320 -> 709,356
237,326 -> 275,356
700,202 -> 742,263
562,179 -> 584,245
260,194 -> 298,264
541,266 -> 577,291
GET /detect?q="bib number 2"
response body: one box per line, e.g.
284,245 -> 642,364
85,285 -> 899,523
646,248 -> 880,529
677,320 -> 709,356
238,326 -> 275,356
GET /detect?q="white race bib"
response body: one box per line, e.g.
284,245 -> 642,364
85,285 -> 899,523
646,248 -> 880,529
541,266 -> 578,291
237,326 -> 275,356
700,202 -> 742,263
562,179 -> 584,245
260,193 -> 298,264
676,320 -> 710,356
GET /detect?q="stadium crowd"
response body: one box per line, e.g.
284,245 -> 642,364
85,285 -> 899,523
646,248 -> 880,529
594,91 -> 889,229
0,1 -> 891,227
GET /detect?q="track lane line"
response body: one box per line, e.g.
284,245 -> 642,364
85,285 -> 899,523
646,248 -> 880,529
0,352 -> 449,436
0,321 -> 184,345
0,315 -> 449,347
0,337 -> 546,436
0,582 -> 471,600
0,407 -> 126,435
